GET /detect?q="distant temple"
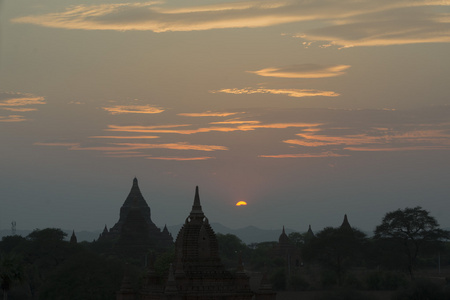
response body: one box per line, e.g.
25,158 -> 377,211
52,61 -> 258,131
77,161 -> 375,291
70,230 -> 77,244
339,214 -> 352,232
117,186 -> 276,300
98,178 -> 173,258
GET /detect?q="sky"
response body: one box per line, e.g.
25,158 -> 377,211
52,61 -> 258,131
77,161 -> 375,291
1,0 -> 450,235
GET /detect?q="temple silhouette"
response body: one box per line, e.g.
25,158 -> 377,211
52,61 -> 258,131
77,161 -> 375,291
114,180 -> 276,300
98,178 -> 173,258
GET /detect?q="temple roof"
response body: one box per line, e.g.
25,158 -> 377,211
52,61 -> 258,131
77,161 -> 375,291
123,177 -> 149,209
118,177 -> 151,223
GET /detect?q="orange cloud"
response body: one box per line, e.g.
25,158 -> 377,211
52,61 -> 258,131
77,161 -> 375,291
111,142 -> 228,151
35,142 -> 227,152
212,87 -> 339,98
344,146 -> 450,152
178,111 -> 243,117
285,133 -> 385,147
0,92 -> 46,122
0,115 -> 27,122
107,124 -> 191,131
282,125 -> 450,153
102,105 -> 164,115
146,156 -> 215,161
106,123 -> 321,135
0,93 -> 46,107
11,0 -> 450,48
90,135 -> 160,139
209,120 -> 261,125
2,108 -> 38,112
10,1 -> 311,32
104,154 -> 151,158
34,142 -> 80,147
248,64 -> 351,78
298,5 -> 450,48
259,152 -> 349,158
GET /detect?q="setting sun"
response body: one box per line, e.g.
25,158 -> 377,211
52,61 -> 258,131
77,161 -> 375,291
236,201 -> 247,206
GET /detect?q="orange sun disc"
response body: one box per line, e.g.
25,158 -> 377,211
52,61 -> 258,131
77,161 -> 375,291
236,201 -> 247,206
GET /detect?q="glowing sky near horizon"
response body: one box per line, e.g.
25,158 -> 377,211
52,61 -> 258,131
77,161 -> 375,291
1,0 -> 450,234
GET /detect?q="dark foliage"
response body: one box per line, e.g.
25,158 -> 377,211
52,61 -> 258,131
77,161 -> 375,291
392,278 -> 450,300
38,250 -> 125,300
374,206 -> 450,278
303,226 -> 367,286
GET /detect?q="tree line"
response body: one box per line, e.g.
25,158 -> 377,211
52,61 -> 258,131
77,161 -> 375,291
1,206 -> 449,299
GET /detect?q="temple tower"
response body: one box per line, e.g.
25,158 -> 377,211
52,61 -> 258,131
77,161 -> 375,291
99,178 -> 173,258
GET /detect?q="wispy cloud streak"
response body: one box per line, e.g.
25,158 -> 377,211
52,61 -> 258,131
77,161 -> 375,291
90,135 -> 160,139
0,92 -> 46,107
212,87 -> 339,98
106,122 -> 322,134
259,151 -> 349,158
35,142 -> 228,152
0,115 -> 27,122
102,105 -> 164,115
178,111 -> 243,117
11,0 -> 450,47
0,92 -> 46,122
146,156 -> 214,161
248,64 -> 351,78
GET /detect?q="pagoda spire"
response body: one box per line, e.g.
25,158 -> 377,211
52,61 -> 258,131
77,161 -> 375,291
340,214 -> 352,231
70,230 -> 77,244
189,186 -> 204,219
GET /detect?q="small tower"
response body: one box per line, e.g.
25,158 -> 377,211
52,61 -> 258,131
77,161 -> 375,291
70,230 -> 77,244
340,214 -> 352,232
306,224 -> 315,238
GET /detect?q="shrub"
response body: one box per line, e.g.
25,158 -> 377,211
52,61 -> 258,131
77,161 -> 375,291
392,278 -> 450,300
365,271 -> 408,290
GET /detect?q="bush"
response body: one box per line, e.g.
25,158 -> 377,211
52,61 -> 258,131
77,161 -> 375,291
344,272 -> 363,289
392,278 -> 450,300
271,268 -> 286,290
314,288 -> 377,300
365,271 -> 408,290
289,273 -> 310,290
320,269 -> 337,288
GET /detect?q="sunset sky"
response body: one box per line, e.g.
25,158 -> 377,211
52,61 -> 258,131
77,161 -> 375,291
1,0 -> 450,234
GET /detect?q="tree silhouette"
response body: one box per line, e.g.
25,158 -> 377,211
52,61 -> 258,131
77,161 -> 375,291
374,206 -> 450,279
304,226 -> 366,286
0,253 -> 24,300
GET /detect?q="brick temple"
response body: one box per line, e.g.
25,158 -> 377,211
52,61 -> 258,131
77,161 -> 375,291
117,185 -> 276,300
98,178 -> 173,258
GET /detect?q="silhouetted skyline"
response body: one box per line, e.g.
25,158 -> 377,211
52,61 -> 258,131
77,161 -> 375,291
1,0 -> 450,233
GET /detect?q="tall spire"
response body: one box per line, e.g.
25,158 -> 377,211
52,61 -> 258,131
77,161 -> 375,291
340,214 -> 352,231
190,186 -> 204,219
70,230 -> 77,244
279,225 -> 290,244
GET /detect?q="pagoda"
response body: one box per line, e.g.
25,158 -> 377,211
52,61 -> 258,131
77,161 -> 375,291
99,178 -> 173,258
117,186 -> 275,300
